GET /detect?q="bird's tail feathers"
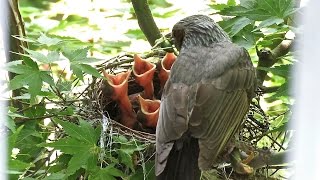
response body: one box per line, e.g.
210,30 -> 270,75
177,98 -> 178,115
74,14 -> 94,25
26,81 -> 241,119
156,135 -> 200,180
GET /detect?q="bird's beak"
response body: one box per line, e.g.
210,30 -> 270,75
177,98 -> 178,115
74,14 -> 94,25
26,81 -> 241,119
158,52 -> 176,89
103,70 -> 131,101
103,70 -> 137,129
137,95 -> 161,128
133,54 -> 156,99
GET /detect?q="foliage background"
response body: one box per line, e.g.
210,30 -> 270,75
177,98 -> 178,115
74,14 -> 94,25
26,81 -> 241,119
3,0 -> 299,179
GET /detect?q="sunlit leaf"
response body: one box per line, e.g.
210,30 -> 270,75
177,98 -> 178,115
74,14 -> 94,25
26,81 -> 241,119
220,0 -> 296,21
6,117 -> 17,133
37,34 -> 62,46
258,64 -> 292,78
227,0 -> 237,6
254,17 -> 284,30
47,51 -> 61,62
272,82 -> 289,98
78,64 -> 102,78
62,47 -> 90,62
125,29 -> 145,39
5,63 -> 33,74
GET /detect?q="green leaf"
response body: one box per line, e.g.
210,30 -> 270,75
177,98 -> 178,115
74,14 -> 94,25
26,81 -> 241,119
268,122 -> 288,133
209,4 -> 229,11
47,51 -> 61,62
70,64 -> 83,80
254,17 -> 284,30
78,119 -> 97,144
91,165 -> 125,180
5,63 -> 35,74
89,165 -> 124,180
27,73 -> 42,96
9,159 -> 34,172
104,165 -> 125,177
66,151 -> 90,175
22,56 -> 39,69
227,0 -> 236,6
209,0 -> 236,11
24,48 -> 48,63
220,6 -> 271,21
45,137 -> 91,154
125,29 -> 146,39
62,47 -> 90,63
118,150 -> 134,171
90,172 -> 116,180
43,172 -> 66,180
256,0 -> 295,18
78,64 -> 102,78
229,17 -> 252,37
272,82 -> 289,98
37,34 -> 62,47
6,117 -> 17,133
220,0 -> 295,21
153,8 -> 180,18
240,0 -> 256,8
9,125 -> 24,151
9,74 -> 30,90
86,153 -> 98,172
130,161 -> 155,180
8,63 -> 50,101
232,26 -> 258,49
24,49 -> 62,63
40,71 -> 55,86
24,105 -> 46,119
56,81 -> 72,92
54,119 -> 97,144
258,64 -> 291,78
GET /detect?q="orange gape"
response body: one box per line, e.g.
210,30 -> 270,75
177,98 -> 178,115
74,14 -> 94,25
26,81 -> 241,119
159,52 -> 176,89
137,95 -> 161,128
103,70 -> 137,129
133,54 -> 156,99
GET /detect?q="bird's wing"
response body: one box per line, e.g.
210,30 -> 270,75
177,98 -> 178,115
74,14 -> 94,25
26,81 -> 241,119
155,42 -> 256,175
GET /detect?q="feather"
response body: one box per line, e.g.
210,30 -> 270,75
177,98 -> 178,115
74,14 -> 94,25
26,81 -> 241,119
156,15 -> 256,179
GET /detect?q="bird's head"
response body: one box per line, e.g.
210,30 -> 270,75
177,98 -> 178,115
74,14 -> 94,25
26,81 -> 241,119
172,15 -> 230,51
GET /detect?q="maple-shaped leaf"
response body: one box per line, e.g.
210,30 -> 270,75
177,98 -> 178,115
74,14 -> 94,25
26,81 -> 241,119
61,47 -> 103,80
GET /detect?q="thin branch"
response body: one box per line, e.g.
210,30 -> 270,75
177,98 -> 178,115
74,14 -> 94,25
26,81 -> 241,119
249,149 -> 292,169
261,86 -> 280,93
131,0 -> 162,46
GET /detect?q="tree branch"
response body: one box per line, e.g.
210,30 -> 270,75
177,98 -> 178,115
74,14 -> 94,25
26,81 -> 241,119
131,0 -> 162,46
6,0 -> 28,109
256,39 -> 293,86
248,149 -> 292,169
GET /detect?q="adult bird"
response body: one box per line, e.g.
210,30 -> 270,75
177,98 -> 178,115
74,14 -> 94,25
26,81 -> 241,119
155,15 -> 256,179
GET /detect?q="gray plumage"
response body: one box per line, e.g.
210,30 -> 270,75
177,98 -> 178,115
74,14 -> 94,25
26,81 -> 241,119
156,15 -> 256,179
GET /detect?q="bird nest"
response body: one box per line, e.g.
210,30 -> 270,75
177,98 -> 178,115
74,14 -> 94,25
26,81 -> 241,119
78,51 -> 289,179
